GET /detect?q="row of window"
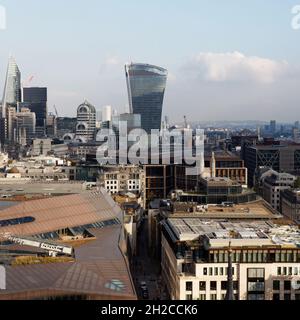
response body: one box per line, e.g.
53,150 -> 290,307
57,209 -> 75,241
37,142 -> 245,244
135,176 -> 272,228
186,281 -> 238,292
277,266 -> 300,276
209,250 -> 300,263
188,293 -> 239,301
201,267 -> 234,276
273,280 -> 300,291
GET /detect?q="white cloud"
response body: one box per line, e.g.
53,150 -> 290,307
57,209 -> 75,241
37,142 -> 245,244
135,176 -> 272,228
183,51 -> 289,84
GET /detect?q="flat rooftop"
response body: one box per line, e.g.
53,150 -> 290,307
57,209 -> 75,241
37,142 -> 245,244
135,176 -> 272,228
169,200 -> 279,219
165,218 -> 300,248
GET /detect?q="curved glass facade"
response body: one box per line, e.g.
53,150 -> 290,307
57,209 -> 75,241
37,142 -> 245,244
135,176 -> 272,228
125,63 -> 168,134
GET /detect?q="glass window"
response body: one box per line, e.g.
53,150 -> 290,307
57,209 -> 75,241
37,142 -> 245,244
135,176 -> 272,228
199,281 -> 206,291
186,282 -> 193,291
284,281 -> 291,291
221,281 -> 227,291
214,267 -> 218,276
284,294 -> 291,300
199,294 -> 206,301
210,294 -> 217,301
273,280 -> 280,291
277,267 -> 281,276
220,267 -> 224,276
210,281 -> 217,291
203,268 -> 207,276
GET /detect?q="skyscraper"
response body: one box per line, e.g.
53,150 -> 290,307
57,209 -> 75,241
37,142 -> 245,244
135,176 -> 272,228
1,56 -> 21,119
22,87 -> 47,130
75,100 -> 96,142
125,63 -> 168,134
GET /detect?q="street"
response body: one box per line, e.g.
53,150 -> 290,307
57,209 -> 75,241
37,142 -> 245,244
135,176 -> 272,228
131,217 -> 166,300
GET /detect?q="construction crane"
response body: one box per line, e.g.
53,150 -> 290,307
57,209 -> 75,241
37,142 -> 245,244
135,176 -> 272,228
53,105 -> 59,118
22,75 -> 34,88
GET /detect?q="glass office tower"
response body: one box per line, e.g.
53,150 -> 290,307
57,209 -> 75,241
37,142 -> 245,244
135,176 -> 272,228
125,63 -> 168,134
23,87 -> 47,128
1,56 -> 21,118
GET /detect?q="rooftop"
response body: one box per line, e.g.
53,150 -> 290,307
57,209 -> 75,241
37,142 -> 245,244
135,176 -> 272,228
0,188 -> 136,300
165,218 -> 300,248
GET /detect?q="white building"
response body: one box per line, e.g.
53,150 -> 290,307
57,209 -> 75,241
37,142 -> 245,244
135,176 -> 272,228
75,100 -> 96,142
100,165 -> 144,195
262,172 -> 296,212
161,218 -> 300,300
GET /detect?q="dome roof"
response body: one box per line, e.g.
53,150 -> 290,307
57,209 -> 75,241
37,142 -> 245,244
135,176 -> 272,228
77,100 -> 96,113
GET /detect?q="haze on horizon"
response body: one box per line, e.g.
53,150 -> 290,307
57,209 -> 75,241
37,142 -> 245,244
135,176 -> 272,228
0,0 -> 299,122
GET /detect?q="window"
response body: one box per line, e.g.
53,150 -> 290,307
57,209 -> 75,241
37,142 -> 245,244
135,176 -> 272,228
186,282 -> 193,291
233,281 -> 238,291
210,281 -> 217,291
283,267 -> 287,275
277,267 -> 281,276
284,294 -> 291,300
0,216 -> 35,227
203,268 -> 207,276
220,267 -> 224,276
248,293 -> 264,300
221,281 -> 227,291
199,294 -> 206,301
273,280 -> 280,291
214,267 -> 218,276
199,282 -> 206,291
248,282 -> 264,292
210,294 -> 217,300
209,268 -> 213,276
248,268 -> 264,278
273,293 -> 280,301
284,281 -> 291,291
186,294 -> 193,300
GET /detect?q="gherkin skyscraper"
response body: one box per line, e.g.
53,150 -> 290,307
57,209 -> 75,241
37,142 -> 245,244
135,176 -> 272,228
125,63 -> 168,134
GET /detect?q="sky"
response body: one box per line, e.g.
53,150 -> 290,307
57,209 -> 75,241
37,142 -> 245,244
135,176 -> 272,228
0,0 -> 300,122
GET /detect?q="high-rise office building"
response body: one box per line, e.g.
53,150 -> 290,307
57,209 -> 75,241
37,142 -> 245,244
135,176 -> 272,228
270,120 -> 276,135
125,63 -> 168,134
76,100 -> 96,142
22,87 -> 47,132
15,107 -> 36,144
1,57 -> 21,119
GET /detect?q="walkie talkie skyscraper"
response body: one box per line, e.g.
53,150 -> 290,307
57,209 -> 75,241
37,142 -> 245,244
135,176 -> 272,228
125,63 -> 168,134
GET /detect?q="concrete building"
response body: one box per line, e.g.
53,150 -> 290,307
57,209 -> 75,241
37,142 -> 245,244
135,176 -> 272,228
161,217 -> 300,300
244,144 -> 300,187
75,100 -> 96,142
262,172 -> 296,212
99,165 -> 145,195
31,138 -> 52,156
281,189 -> 300,224
15,107 -> 36,144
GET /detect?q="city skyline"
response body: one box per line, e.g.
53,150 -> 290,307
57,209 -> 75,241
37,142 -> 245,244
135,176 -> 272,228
0,1 -> 299,122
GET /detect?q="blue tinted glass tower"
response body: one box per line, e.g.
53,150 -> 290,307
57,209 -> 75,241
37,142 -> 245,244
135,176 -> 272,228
125,63 -> 168,134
